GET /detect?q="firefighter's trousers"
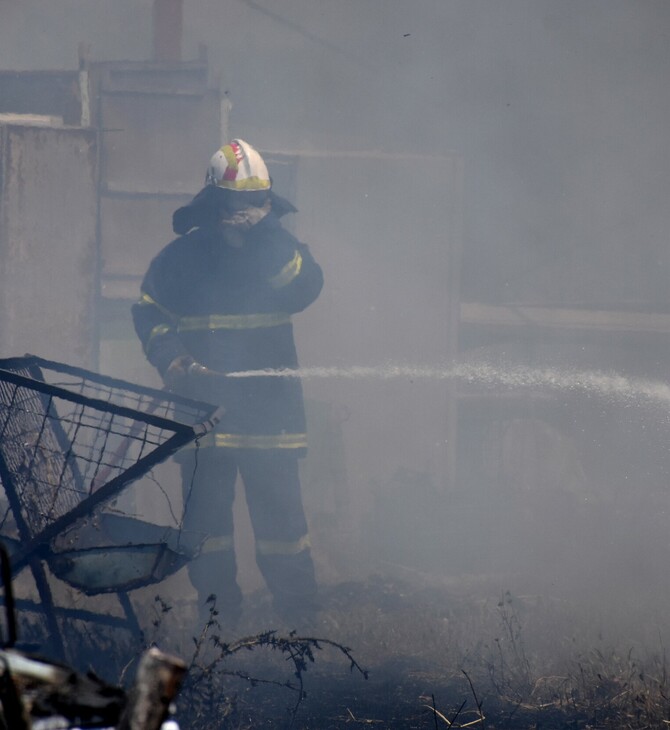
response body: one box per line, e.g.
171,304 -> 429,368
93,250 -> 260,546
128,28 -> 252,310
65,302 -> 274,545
179,447 -> 317,621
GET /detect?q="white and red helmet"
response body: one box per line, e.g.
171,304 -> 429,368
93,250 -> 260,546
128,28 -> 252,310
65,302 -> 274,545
205,139 -> 271,192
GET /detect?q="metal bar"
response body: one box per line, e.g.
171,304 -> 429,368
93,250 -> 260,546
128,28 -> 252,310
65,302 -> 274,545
0,355 -> 215,422
10,432 -> 194,572
0,366 -> 193,433
24,360 -> 87,493
28,558 -> 66,662
1,598 -> 135,629
0,544 -> 17,648
98,88 -> 209,98
0,450 -> 37,573
117,592 -> 144,643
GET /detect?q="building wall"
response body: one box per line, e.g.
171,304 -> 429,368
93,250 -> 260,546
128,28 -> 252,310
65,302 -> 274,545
0,122 -> 98,367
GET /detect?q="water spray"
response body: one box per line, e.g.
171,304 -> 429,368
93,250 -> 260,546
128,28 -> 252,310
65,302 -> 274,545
226,361 -> 670,409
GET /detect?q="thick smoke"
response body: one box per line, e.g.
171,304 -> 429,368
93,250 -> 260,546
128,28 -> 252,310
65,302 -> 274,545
3,0 -> 670,677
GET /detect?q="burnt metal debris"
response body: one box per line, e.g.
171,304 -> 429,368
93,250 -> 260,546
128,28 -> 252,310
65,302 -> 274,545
0,539 -> 185,729
0,354 -> 221,662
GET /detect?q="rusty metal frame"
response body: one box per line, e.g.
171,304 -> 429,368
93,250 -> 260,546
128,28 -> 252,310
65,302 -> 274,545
0,354 -> 220,661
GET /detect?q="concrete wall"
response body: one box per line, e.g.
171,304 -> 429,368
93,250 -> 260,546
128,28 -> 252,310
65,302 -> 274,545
0,122 -> 98,367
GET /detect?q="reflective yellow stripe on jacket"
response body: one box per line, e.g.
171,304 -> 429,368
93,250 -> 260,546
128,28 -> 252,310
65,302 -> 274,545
177,313 -> 291,331
137,292 -> 158,307
191,432 -> 307,450
137,292 -> 177,356
146,323 -> 174,350
137,292 -> 174,318
269,250 -> 303,289
137,291 -> 291,332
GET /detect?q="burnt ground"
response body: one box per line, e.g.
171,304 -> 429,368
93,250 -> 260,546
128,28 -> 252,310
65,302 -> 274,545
124,573 -> 670,729
10,567 -> 670,728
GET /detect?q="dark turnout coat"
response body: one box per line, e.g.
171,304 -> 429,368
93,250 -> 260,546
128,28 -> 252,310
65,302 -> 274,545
132,211 -> 323,455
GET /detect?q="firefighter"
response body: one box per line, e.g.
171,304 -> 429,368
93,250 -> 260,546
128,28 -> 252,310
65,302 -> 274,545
132,139 -> 323,626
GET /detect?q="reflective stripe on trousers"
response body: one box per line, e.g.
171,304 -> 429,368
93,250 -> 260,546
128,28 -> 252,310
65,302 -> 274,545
256,533 -> 311,556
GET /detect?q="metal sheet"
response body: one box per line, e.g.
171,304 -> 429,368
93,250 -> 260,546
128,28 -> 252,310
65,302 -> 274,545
99,193 -> 189,282
99,90 -> 220,194
66,512 -> 201,553
49,543 -> 190,594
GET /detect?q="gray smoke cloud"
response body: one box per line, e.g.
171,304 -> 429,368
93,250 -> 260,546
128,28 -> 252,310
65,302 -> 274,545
3,0 -> 670,670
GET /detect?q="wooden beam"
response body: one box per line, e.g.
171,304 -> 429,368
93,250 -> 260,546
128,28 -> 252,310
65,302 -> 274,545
461,302 -> 670,335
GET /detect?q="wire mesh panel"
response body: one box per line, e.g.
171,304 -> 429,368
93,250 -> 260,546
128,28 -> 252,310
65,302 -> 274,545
0,355 -> 220,573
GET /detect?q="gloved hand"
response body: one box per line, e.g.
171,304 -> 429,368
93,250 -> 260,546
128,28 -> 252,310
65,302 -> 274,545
163,355 -> 212,390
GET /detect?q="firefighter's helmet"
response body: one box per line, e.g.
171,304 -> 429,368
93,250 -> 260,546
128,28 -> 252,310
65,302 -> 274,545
205,139 -> 271,192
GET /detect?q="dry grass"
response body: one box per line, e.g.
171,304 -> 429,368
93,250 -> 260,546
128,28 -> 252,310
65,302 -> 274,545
15,574 -> 670,728
118,576 -> 670,729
